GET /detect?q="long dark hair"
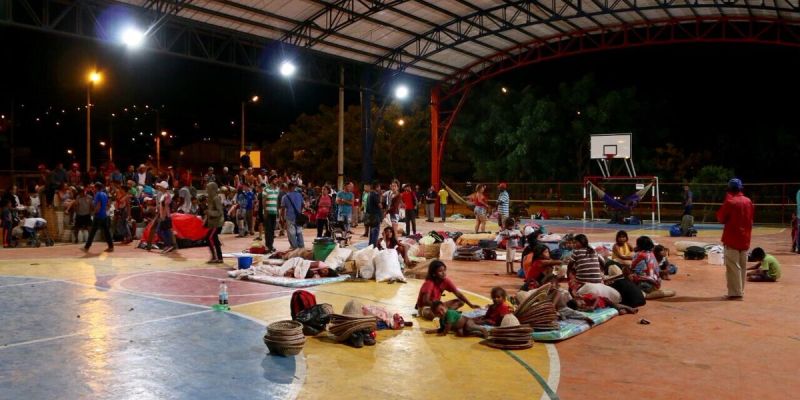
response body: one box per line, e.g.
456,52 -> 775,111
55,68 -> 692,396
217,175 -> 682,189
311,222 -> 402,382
427,260 -> 446,281
574,234 -> 594,254
635,236 -> 655,252
383,226 -> 398,248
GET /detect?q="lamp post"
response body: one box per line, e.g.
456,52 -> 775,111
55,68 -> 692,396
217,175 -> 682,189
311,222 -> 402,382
86,71 -> 101,172
156,130 -> 167,172
241,95 -> 259,152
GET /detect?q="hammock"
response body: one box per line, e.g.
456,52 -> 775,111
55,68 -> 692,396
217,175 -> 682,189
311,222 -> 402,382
588,181 -> 654,212
441,182 -> 469,206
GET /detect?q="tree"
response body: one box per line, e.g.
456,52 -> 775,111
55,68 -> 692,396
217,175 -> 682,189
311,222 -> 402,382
691,165 -> 735,222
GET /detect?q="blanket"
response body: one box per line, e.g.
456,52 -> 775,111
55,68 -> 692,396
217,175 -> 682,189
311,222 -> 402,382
225,271 -> 349,288
464,307 -> 619,342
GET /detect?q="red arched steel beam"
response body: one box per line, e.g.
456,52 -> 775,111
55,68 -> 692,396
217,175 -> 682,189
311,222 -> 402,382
430,16 -> 800,188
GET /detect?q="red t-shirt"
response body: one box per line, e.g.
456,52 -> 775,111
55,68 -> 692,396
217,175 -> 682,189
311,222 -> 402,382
483,301 -> 511,326
581,293 -> 609,309
315,195 -> 331,220
416,277 -> 457,309
716,192 -> 754,250
401,191 -> 415,210
524,257 -> 546,285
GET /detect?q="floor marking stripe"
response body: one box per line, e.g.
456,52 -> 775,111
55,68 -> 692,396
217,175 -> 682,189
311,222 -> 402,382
505,350 -> 560,400
0,279 -> 60,289
0,310 -> 211,350
543,344 -> 561,400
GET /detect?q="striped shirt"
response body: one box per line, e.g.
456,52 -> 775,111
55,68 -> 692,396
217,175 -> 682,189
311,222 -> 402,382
568,248 -> 604,284
497,190 -> 510,216
264,186 -> 279,215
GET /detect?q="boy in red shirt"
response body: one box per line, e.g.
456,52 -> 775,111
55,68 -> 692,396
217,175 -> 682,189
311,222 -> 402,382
475,287 -> 512,326
400,184 -> 417,236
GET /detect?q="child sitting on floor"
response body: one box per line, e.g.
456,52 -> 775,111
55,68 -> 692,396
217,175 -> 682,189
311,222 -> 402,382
497,217 -> 522,275
747,247 -> 781,282
654,245 -> 678,280
425,300 -> 488,338
629,236 -> 662,294
567,293 -> 639,315
475,287 -> 512,326
611,230 -> 633,267
522,244 -> 562,291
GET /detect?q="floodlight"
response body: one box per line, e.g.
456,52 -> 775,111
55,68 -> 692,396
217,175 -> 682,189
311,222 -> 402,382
394,84 -> 409,100
280,61 -> 296,77
121,27 -> 145,48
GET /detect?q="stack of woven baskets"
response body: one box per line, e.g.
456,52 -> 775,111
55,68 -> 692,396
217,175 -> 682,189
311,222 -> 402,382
515,283 -> 559,331
263,320 -> 306,356
328,314 -> 377,342
486,324 -> 534,350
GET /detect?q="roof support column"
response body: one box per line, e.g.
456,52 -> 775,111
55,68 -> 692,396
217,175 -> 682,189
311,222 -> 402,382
430,85 -> 440,216
360,85 -> 374,185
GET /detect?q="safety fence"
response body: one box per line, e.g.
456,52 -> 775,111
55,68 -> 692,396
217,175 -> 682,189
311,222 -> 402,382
446,181 -> 800,225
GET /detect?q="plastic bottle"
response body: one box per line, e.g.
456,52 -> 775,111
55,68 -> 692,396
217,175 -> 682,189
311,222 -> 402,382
218,280 -> 229,305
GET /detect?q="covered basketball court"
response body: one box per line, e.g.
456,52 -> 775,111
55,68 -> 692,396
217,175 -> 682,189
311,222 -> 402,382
2,1 -> 800,399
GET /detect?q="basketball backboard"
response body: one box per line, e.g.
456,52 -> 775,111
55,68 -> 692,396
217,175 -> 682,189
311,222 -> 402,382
590,134 -> 632,159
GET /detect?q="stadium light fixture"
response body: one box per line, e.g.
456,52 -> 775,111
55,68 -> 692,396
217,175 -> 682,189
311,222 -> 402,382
394,84 -> 409,100
280,61 -> 296,77
121,26 -> 145,48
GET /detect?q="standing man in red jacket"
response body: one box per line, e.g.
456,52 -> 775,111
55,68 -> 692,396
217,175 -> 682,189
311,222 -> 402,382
716,178 -> 754,300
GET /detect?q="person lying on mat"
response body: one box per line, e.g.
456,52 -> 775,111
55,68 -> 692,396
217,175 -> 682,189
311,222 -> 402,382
746,247 -> 781,282
415,260 -> 479,320
567,293 -> 639,315
377,226 -> 413,266
251,258 -> 338,279
424,300 -> 487,338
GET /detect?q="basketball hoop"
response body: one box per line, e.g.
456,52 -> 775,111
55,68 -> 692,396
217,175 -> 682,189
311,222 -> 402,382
604,153 -> 615,161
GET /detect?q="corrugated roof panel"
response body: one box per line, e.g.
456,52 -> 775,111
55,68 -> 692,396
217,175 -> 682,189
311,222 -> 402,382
310,42 -> 377,64
425,47 -> 480,67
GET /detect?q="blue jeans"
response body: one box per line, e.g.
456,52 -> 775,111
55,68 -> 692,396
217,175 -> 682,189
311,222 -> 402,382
368,224 -> 380,247
287,221 -> 304,249
439,204 -> 447,221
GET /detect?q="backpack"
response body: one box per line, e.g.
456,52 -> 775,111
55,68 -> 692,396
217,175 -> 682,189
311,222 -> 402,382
290,290 -> 317,319
684,246 -> 706,260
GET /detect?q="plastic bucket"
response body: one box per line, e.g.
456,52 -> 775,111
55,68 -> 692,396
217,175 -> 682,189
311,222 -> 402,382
313,239 -> 337,261
237,256 -> 254,269
708,252 -> 724,266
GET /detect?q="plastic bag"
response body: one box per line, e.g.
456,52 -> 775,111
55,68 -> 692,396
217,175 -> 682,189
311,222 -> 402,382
373,249 -> 404,282
439,238 -> 456,261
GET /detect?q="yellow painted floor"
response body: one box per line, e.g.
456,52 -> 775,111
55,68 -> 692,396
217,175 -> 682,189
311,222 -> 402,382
234,281 -> 553,400
0,247 -> 555,400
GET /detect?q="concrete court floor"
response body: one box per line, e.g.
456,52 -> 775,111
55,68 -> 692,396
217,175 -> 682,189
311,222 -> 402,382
0,218 -> 797,399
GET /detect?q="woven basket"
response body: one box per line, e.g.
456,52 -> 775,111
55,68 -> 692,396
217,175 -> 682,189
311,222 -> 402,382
421,243 -> 441,259
265,340 -> 305,356
264,335 -> 306,347
267,320 -> 303,334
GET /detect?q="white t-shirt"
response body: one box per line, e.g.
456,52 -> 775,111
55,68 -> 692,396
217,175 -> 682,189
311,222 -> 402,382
23,218 -> 46,229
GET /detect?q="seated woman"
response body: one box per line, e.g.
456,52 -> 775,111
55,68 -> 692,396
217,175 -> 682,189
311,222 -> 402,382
747,247 -> 781,282
628,236 -> 661,294
566,234 -> 622,304
376,226 -> 413,266
415,260 -> 480,320
522,244 -> 562,290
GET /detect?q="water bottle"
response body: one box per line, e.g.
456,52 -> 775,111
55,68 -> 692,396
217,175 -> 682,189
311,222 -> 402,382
218,280 -> 229,305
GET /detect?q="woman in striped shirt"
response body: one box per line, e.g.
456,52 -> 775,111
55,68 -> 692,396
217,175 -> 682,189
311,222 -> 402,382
567,234 -> 621,304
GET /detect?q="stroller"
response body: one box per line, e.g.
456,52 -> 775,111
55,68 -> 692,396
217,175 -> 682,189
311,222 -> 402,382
18,217 -> 54,247
327,217 -> 351,247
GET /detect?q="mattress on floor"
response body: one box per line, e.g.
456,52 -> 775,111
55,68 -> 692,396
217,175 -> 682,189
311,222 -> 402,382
463,307 -> 619,342
531,308 -> 619,342
226,271 -> 349,288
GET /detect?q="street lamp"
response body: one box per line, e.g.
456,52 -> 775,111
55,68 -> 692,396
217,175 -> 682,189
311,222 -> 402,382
121,26 -> 145,48
86,71 -> 102,172
397,118 -> 405,126
156,130 -> 167,172
279,61 -> 296,77
241,95 -> 259,152
394,84 -> 409,100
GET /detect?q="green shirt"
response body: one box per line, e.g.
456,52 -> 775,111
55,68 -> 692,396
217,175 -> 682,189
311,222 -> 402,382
264,186 -> 279,215
760,254 -> 781,280
439,309 -> 462,330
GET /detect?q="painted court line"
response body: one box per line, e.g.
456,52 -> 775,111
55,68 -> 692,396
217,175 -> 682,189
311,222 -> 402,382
505,350 -> 560,400
0,309 -> 211,350
0,279 -> 60,289
543,344 -> 561,400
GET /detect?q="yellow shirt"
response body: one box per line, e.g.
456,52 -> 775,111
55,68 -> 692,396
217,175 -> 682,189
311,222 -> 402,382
438,189 -> 448,205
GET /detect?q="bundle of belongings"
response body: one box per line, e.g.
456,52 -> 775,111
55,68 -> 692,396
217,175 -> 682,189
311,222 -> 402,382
485,314 -> 534,350
328,300 -> 379,348
454,245 -> 483,261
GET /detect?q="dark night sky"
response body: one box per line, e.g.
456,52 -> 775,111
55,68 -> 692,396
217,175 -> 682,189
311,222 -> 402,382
2,24 -> 800,179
